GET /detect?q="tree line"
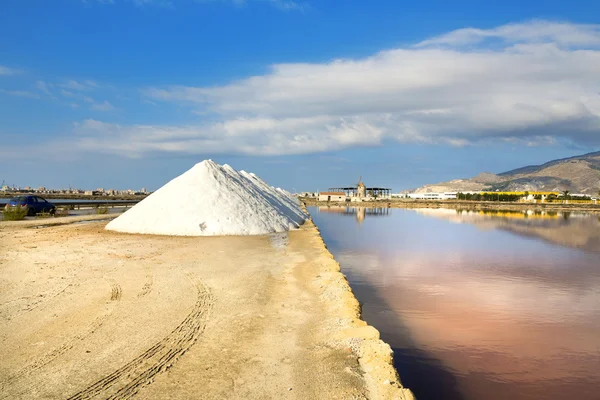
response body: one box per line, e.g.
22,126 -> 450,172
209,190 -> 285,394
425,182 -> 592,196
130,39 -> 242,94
457,190 -> 593,202
456,193 -> 521,202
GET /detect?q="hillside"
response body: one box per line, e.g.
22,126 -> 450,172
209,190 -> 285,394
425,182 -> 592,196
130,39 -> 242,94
414,151 -> 600,195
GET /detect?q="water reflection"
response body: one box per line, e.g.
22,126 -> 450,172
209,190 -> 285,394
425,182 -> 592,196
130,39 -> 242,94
416,208 -> 600,254
317,206 -> 391,224
310,207 -> 600,400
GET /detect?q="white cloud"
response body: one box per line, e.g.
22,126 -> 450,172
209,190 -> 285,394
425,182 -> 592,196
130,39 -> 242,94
133,20 -> 600,156
90,100 -> 115,111
227,0 -> 304,11
59,79 -> 98,91
36,80 -> 53,96
416,20 -> 600,48
0,89 -> 40,99
60,89 -> 76,98
11,20 -> 597,159
56,84 -> 113,110
0,65 -> 21,76
83,80 -> 99,88
72,116 -> 385,157
131,0 -> 173,6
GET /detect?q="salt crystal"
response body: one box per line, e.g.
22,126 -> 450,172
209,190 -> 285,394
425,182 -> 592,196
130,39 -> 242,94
105,160 -> 307,236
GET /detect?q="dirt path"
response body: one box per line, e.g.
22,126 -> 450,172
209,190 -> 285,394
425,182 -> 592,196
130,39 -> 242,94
0,218 -> 413,399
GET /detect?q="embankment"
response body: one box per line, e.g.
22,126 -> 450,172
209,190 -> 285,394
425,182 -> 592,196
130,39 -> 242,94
297,217 -> 415,399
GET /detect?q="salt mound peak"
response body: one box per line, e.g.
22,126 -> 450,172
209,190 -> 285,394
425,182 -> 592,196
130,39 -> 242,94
105,160 -> 307,236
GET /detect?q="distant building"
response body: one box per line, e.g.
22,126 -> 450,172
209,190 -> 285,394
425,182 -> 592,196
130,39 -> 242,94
318,192 -> 347,202
328,178 -> 392,200
407,192 -> 458,200
357,182 -> 366,198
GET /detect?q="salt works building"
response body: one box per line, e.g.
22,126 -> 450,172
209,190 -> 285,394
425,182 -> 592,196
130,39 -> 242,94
319,179 -> 392,202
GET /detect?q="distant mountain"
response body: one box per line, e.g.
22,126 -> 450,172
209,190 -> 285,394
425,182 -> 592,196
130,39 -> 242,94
414,151 -> 600,195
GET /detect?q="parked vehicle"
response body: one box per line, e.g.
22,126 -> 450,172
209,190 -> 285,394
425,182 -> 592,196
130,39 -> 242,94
4,195 -> 56,216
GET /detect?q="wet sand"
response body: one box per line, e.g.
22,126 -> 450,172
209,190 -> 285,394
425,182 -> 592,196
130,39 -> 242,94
0,215 -> 413,399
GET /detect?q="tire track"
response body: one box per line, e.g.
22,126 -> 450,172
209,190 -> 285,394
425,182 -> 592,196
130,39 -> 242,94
1,281 -> 74,320
0,315 -> 111,397
109,280 -> 122,301
1,278 -> 122,396
67,279 -> 213,400
137,274 -> 154,298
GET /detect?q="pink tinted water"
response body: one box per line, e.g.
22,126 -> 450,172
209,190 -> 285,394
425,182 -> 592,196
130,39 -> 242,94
311,207 -> 600,400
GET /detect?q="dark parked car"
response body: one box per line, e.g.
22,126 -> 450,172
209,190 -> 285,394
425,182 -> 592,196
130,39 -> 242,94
4,195 -> 56,216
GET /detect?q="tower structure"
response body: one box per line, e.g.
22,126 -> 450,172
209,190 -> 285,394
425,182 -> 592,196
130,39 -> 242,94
356,176 -> 366,198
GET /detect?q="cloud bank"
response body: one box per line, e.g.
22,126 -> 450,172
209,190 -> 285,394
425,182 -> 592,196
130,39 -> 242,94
27,21 -> 600,156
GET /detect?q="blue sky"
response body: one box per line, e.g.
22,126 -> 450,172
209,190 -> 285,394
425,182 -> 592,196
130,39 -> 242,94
1,0 -> 599,192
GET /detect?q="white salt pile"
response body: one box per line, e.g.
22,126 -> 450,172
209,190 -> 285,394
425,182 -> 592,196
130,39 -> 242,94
105,160 -> 307,236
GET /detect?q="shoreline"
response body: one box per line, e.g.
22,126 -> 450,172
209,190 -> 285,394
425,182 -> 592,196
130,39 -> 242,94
301,198 -> 600,213
299,217 -> 415,399
0,213 -> 414,399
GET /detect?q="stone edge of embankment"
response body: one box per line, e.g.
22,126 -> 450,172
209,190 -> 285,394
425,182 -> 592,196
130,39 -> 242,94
301,209 -> 416,400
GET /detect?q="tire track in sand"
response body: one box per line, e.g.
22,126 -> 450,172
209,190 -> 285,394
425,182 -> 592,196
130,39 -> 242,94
67,279 -> 213,400
109,280 -> 122,301
0,279 -> 124,397
137,273 -> 154,298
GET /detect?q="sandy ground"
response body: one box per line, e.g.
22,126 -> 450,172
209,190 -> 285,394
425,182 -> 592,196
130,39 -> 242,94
0,215 -> 413,400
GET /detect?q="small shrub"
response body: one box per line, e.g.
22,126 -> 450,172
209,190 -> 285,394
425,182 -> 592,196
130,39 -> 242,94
2,207 -> 28,221
96,206 -> 109,215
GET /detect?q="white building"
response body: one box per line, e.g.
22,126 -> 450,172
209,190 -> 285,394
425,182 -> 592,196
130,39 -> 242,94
318,192 -> 347,202
406,192 -> 458,200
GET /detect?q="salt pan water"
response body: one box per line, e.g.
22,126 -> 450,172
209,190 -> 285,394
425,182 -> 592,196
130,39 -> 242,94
311,206 -> 600,400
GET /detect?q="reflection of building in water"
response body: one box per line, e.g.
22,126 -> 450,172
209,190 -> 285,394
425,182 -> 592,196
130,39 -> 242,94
459,209 -> 564,220
356,207 -> 366,223
414,207 -> 600,253
417,208 -> 572,222
317,206 -> 391,223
